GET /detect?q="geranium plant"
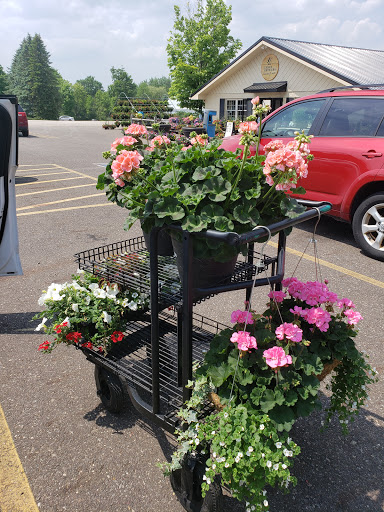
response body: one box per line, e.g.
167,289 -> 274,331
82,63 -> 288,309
98,100 -> 314,263
34,270 -> 149,354
164,277 -> 378,510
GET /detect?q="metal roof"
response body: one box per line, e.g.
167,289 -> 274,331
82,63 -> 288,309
266,37 -> 384,85
191,36 -> 384,97
243,81 -> 287,93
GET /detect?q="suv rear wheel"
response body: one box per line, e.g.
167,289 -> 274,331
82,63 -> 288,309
21,128 -> 29,137
352,193 -> 384,261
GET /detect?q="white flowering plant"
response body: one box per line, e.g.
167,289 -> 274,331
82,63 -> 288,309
34,270 -> 149,354
164,278 -> 378,511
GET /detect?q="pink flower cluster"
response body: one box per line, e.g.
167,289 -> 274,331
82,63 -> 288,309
282,278 -> 338,306
344,309 -> 363,325
268,290 -> 286,303
275,322 -> 303,342
110,136 -> 138,153
147,135 -> 171,150
125,124 -> 148,136
262,139 -> 310,191
111,150 -> 143,187
301,307 -> 331,332
231,309 -> 254,325
230,331 -> 257,351
238,121 -> 258,134
191,134 -> 208,146
263,346 -> 292,368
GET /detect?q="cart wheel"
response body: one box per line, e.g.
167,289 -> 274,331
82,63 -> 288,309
170,453 -> 223,512
94,366 -> 125,413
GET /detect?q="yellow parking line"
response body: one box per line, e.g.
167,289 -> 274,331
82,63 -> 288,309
17,193 -> 105,210
17,167 -> 58,172
17,202 -> 112,216
19,171 -> 73,178
16,183 -> 97,197
268,241 -> 384,289
16,176 -> 89,186
0,404 -> 39,512
52,164 -> 98,181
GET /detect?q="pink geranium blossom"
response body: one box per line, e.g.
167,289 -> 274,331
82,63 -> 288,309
344,309 -> 363,325
190,135 -> 208,146
238,121 -> 258,133
111,150 -> 143,186
110,136 -> 138,153
337,298 -> 356,310
230,331 -> 257,351
231,310 -> 254,325
301,307 -> 331,332
125,124 -> 148,136
263,346 -> 292,368
150,135 -> 171,147
268,290 -> 286,303
251,96 -> 260,106
275,322 -> 303,342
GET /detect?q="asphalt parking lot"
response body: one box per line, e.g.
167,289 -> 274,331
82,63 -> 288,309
0,120 -> 383,512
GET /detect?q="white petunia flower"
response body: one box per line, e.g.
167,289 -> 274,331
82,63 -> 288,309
128,301 -> 138,311
273,464 -> 279,470
102,311 -> 111,323
72,303 -> 79,312
275,442 -> 282,449
260,424 -> 265,430
266,460 -> 272,468
35,317 -> 48,331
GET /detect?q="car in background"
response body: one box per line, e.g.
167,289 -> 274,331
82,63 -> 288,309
220,86 -> 384,261
0,95 -> 22,275
18,104 -> 29,137
59,115 -> 75,121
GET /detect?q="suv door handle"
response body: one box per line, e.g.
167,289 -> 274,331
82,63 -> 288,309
362,151 -> 383,158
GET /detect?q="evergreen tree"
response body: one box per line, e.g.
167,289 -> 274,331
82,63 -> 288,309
59,77 -> 76,116
8,34 -> 60,119
0,64 -> 9,94
107,67 -> 137,100
167,0 -> 242,112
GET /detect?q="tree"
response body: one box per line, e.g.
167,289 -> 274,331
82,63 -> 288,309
8,34 -> 60,118
167,0 -> 242,112
136,80 -> 168,100
72,83 -> 88,119
93,90 -> 113,120
58,77 -> 76,116
0,64 -> 9,94
76,76 -> 103,96
107,67 -> 137,100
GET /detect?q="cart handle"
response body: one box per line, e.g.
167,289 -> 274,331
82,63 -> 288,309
170,202 -> 332,245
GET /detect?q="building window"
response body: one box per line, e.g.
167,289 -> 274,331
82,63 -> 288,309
226,99 -> 247,120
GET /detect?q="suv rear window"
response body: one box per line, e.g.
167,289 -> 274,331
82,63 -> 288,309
319,97 -> 384,137
18,105 -> 24,113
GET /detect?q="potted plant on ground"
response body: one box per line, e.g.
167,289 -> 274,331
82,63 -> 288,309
163,277 -> 378,510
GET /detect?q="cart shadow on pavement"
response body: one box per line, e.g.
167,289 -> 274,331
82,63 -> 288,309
0,311 -> 41,334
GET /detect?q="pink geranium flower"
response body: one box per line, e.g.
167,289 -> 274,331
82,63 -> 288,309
263,346 -> 292,368
344,309 -> 363,325
268,290 -> 286,303
275,322 -> 303,342
238,121 -> 258,133
231,310 -> 254,325
230,331 -> 257,351
111,150 -> 143,186
301,307 -> 331,332
190,135 -> 208,146
150,135 -> 171,147
110,136 -> 138,153
125,124 -> 148,136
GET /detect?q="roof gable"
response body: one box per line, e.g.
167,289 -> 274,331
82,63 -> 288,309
191,36 -> 384,98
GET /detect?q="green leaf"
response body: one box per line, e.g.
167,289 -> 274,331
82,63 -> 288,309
260,389 -> 276,413
181,215 -> 208,232
96,172 -> 106,190
214,216 -> 234,232
202,177 -> 231,202
207,363 -> 232,387
233,203 -> 260,225
192,165 -> 221,181
268,406 -> 296,431
153,197 -> 185,220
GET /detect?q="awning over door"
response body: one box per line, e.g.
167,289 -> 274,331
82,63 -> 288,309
243,81 -> 287,93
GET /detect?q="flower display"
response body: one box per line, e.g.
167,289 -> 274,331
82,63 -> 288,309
34,270 -> 149,354
124,123 -> 148,136
165,277 -> 378,510
111,150 -> 143,186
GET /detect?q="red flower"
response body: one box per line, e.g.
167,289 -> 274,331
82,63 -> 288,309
38,341 -> 50,351
66,331 -> 82,342
53,324 -> 62,334
111,331 -> 124,343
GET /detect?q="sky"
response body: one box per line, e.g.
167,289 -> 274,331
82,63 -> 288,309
0,0 -> 383,89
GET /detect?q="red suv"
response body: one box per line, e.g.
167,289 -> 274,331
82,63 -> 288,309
220,87 -> 384,261
18,104 -> 29,137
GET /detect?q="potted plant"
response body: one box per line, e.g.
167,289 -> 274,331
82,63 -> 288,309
163,277 -> 378,510
34,270 -> 149,354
